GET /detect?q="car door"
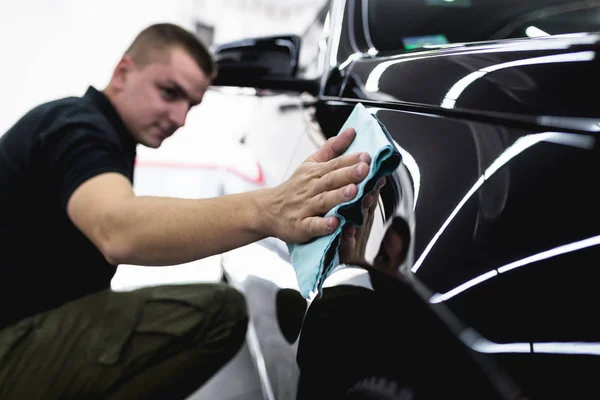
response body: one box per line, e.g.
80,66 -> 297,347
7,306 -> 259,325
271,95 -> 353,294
319,0 -> 600,397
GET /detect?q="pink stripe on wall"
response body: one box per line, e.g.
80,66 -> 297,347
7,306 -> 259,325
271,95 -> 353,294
135,158 -> 265,186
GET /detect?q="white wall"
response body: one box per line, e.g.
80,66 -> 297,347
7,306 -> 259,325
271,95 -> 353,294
0,0 -> 326,135
193,0 -> 326,43
0,0 -> 199,134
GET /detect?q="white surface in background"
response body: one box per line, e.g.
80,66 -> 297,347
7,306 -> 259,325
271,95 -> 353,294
0,0 -> 197,135
223,241 -> 299,291
0,0 -> 327,136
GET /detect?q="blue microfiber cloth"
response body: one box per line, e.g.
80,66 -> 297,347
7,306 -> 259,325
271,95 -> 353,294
287,103 -> 402,298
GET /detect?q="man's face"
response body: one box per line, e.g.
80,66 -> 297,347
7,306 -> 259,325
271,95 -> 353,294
114,47 -> 211,148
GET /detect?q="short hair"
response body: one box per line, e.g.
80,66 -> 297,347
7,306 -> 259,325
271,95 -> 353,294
124,23 -> 216,77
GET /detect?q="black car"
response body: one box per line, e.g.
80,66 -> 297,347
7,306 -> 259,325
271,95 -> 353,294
210,0 -> 600,399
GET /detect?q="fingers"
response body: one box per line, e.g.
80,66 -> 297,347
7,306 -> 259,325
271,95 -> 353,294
342,225 -> 356,240
361,177 -> 386,219
341,177 -> 386,262
309,128 -> 356,163
282,168 -> 386,245
308,151 -> 370,202
362,177 -> 386,210
363,193 -> 375,209
309,173 -> 386,218
311,184 -> 355,216
321,151 -> 371,177
356,177 -> 386,234
298,216 -> 340,238
311,159 -> 370,198
336,177 -> 387,265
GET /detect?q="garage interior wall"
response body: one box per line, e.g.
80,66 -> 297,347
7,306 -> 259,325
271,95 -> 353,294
0,0 -> 326,135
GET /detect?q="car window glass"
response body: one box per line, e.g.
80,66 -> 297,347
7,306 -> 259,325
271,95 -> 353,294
367,0 -> 600,53
500,4 -> 600,39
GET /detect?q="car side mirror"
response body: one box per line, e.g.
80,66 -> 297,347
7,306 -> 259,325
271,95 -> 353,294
211,34 -> 317,94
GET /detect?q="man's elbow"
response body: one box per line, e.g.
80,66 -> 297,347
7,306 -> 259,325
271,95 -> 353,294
99,236 -> 132,266
95,220 -> 134,266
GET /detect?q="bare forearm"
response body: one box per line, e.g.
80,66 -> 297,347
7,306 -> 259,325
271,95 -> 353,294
69,129 -> 370,268
101,189 -> 272,266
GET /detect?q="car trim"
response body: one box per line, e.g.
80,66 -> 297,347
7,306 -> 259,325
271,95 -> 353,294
319,97 -> 600,134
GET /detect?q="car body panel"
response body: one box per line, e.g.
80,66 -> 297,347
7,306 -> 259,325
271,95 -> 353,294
341,34 -> 600,119
312,38 -> 600,398
211,0 -> 600,398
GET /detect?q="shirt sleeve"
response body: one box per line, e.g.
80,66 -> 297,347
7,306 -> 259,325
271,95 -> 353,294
40,112 -> 133,210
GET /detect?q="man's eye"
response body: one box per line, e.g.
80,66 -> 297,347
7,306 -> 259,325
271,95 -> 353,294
160,87 -> 177,100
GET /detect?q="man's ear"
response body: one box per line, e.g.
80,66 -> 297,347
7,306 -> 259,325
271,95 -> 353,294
109,55 -> 135,91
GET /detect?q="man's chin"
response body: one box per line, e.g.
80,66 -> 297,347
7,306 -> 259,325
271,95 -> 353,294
142,136 -> 164,149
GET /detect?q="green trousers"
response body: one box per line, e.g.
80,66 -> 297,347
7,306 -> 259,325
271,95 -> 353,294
0,283 -> 248,400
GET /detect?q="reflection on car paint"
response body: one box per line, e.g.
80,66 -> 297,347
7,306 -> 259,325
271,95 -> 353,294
412,131 -> 596,273
441,51 -> 596,109
430,233 -> 600,303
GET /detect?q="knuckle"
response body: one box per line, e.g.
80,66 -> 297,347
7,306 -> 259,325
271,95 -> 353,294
325,172 -> 335,190
296,220 -> 306,238
348,165 -> 358,181
340,154 -> 353,168
312,218 -> 322,234
297,219 -> 309,240
323,158 -> 338,176
317,191 -> 327,211
302,166 -> 320,186
348,153 -> 360,164
310,164 -> 323,179
323,137 -> 336,151
340,187 -> 350,204
306,218 -> 320,238
333,157 -> 342,170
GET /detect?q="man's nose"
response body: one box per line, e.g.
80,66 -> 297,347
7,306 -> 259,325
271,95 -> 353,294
169,102 -> 188,128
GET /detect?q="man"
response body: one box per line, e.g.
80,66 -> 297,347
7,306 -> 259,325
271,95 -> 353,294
0,23 -> 371,399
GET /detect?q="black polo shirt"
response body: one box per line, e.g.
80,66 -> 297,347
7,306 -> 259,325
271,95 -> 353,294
0,87 -> 137,329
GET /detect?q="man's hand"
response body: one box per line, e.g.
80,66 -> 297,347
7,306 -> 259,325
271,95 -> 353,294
263,128 -> 371,244
339,177 -> 386,266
